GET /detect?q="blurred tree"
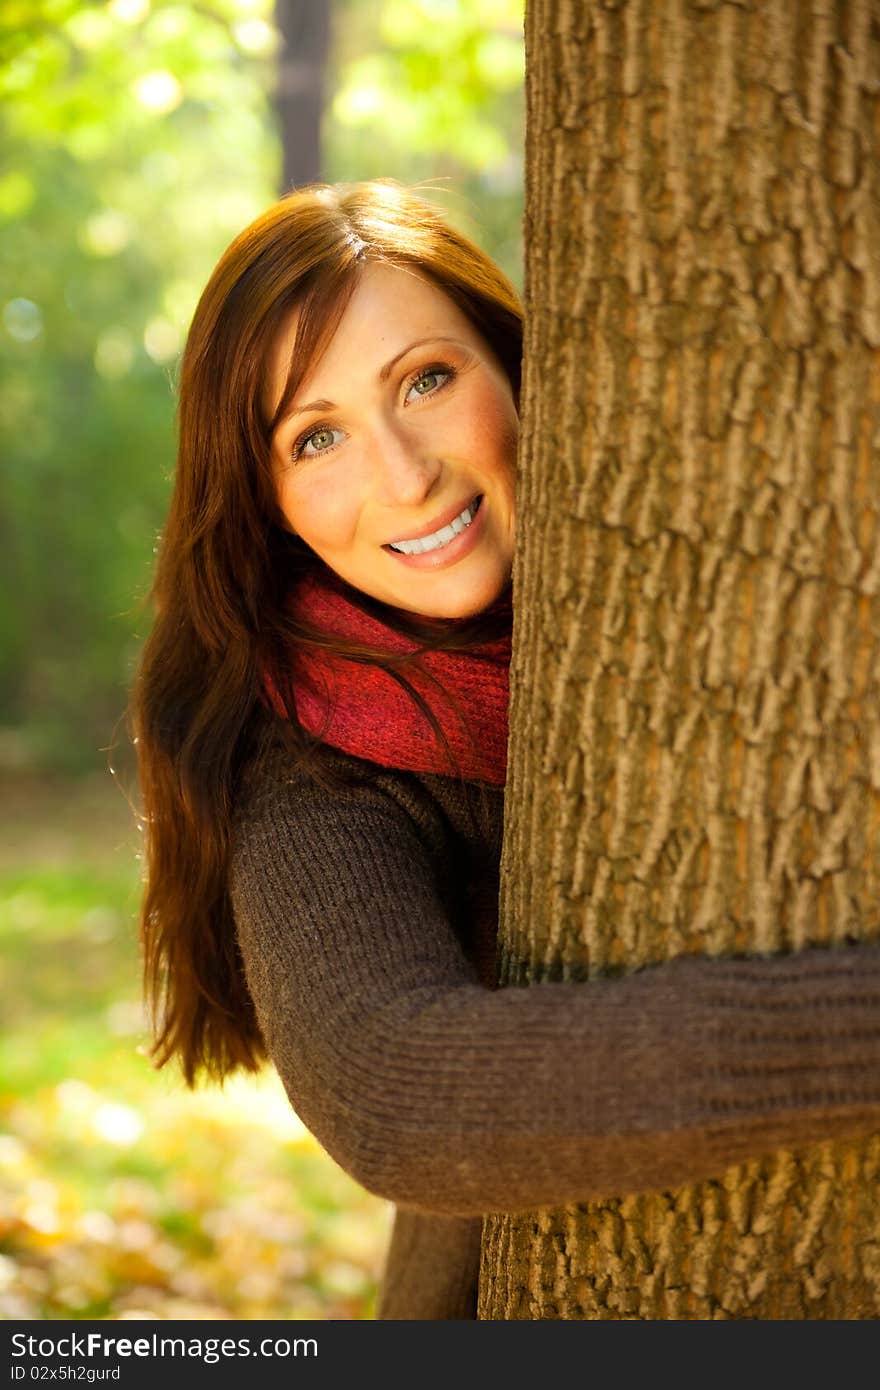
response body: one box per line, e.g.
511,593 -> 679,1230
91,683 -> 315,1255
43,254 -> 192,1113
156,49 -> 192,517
480,0 -> 880,1319
0,0 -> 523,773
275,0 -> 332,190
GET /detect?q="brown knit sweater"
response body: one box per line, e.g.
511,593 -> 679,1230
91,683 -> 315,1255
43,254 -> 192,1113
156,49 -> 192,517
229,738 -> 880,1320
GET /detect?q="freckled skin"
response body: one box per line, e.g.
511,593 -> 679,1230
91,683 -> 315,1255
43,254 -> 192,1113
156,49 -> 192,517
268,261 -> 518,619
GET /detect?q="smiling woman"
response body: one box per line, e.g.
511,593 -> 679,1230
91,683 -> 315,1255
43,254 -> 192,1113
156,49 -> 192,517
130,179 -> 880,1322
266,260 -> 518,617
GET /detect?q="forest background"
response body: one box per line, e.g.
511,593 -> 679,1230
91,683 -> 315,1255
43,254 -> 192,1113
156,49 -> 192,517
0,0 -> 524,1319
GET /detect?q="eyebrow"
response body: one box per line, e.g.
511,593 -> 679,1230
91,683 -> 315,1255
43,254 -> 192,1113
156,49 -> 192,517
278,335 -> 467,424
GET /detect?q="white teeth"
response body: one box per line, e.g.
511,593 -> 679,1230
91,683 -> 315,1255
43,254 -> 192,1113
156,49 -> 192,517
389,498 -> 480,555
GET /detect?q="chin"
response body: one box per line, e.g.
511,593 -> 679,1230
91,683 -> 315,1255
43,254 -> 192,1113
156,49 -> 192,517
410,575 -> 508,621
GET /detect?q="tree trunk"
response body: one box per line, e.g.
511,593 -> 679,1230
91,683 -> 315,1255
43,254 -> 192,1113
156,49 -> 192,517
480,0 -> 880,1319
274,0 -> 331,192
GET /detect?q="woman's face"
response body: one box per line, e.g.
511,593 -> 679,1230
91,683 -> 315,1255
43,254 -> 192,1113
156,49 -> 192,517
266,260 -> 518,619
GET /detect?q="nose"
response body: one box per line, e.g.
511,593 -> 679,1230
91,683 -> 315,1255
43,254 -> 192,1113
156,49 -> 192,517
369,414 -> 442,508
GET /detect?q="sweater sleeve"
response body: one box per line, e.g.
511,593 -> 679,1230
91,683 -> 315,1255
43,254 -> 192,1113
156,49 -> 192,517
229,763 -> 880,1219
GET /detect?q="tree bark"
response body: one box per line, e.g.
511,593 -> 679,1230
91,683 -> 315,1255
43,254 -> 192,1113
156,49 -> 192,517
480,0 -> 880,1319
274,0 -> 331,192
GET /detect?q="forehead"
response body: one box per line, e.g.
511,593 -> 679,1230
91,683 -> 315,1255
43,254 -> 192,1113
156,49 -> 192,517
267,261 -> 475,410
327,259 -> 467,327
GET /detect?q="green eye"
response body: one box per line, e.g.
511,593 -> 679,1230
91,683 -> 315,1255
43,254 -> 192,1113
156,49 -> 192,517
405,364 -> 455,403
292,424 -> 343,461
307,429 -> 335,451
413,372 -> 440,393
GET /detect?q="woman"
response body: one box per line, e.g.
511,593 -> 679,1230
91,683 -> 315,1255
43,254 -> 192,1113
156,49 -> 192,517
132,179 -> 880,1320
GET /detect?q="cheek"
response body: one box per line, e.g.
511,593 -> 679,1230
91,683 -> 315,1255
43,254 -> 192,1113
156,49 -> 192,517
473,384 -> 518,479
278,468 -> 362,548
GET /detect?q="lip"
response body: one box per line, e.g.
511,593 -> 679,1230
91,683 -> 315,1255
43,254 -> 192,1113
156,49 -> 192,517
382,494 -> 486,570
385,493 -> 481,546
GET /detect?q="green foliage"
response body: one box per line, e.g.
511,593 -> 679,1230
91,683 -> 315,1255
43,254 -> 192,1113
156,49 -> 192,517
1,0 -> 279,771
0,0 -> 524,771
326,0 -> 524,280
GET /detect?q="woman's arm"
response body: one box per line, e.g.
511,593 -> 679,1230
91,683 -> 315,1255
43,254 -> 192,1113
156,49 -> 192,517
230,764 -> 880,1219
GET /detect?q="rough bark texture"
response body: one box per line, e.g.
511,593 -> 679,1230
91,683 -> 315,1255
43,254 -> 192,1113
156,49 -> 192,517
274,0 -> 331,192
480,0 -> 880,1319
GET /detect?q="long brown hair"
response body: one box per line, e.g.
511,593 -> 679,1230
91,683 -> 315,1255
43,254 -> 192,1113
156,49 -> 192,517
130,179 -> 523,1086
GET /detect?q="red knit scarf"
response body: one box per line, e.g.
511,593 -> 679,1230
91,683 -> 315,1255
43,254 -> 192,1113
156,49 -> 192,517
264,568 -> 512,786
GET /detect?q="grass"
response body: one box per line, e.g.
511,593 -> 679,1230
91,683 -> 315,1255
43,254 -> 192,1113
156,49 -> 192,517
0,772 -> 392,1320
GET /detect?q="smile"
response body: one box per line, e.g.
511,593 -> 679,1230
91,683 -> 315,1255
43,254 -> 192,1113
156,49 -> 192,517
382,495 -> 487,571
387,497 -> 482,554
